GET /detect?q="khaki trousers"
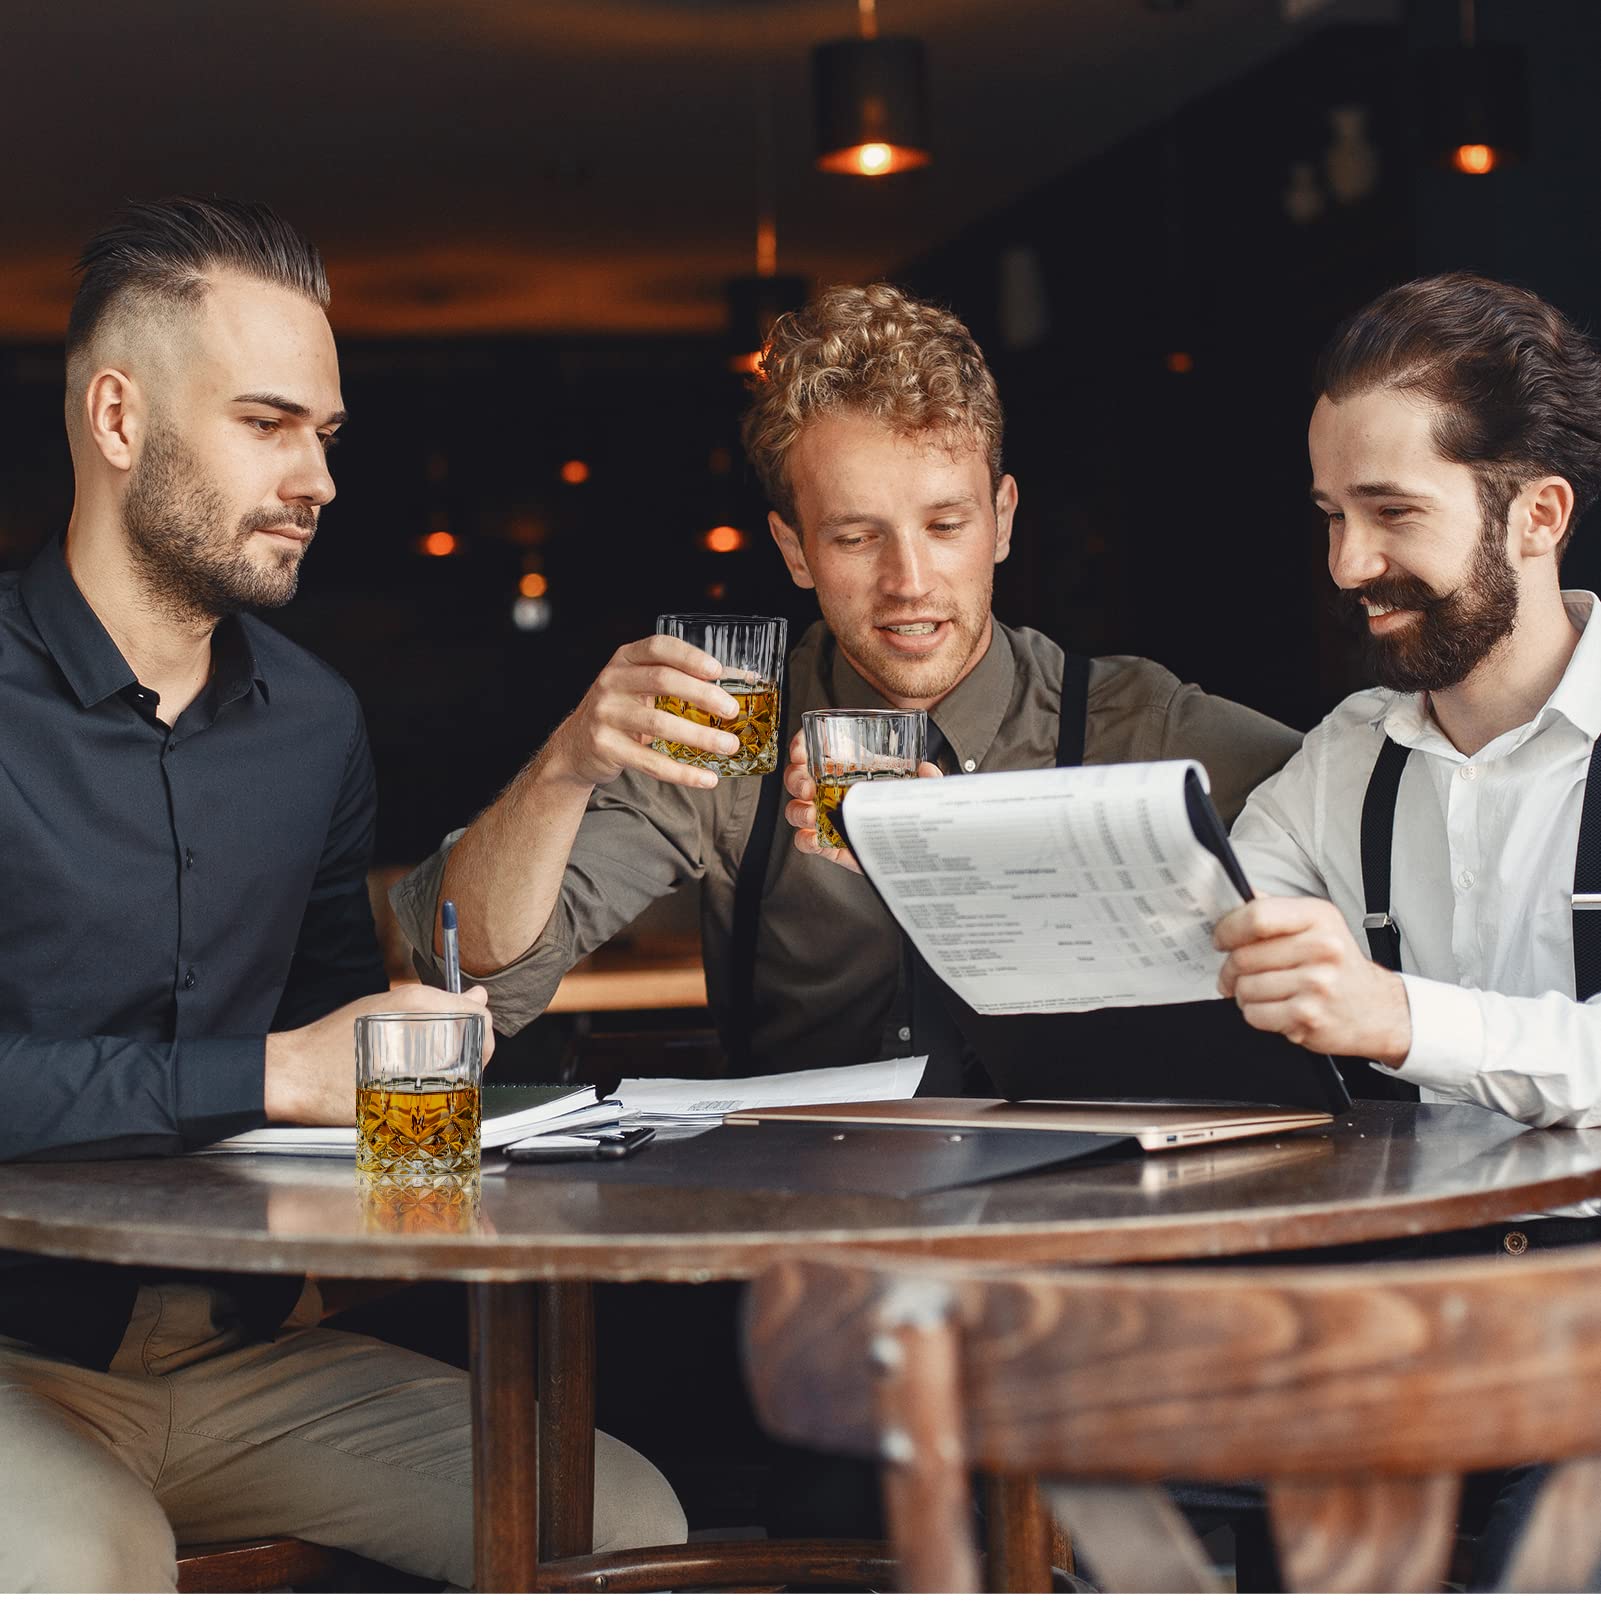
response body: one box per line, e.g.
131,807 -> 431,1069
0,1282 -> 686,1592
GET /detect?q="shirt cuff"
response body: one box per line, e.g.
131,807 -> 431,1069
173,1036 -> 269,1150
1395,973 -> 1486,1093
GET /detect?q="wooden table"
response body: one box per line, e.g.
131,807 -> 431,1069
5,1101 -> 1601,1590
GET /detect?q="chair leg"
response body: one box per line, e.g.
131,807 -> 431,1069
985,1473 -> 1053,1592
870,1286 -> 980,1594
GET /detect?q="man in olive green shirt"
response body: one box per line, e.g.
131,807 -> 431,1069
392,284 -> 1299,1074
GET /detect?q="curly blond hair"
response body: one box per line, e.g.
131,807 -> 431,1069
740,283 -> 1004,529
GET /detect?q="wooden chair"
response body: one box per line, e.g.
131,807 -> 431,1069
176,1536 -> 423,1592
742,1246 -> 1601,1592
176,1538 -> 345,1592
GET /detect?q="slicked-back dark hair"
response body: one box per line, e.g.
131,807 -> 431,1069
66,194 -> 328,364
1315,271 -> 1601,559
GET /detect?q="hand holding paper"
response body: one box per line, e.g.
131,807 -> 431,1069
1215,895 -> 1414,1064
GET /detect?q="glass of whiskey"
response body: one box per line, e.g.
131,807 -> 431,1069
652,613 -> 787,777
802,708 -> 927,850
355,1013 -> 484,1180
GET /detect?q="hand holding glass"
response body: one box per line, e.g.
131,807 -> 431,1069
652,613 -> 786,777
802,709 -> 928,850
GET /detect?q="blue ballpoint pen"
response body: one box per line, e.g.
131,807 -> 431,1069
441,899 -> 463,995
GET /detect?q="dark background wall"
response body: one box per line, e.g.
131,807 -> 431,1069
5,0 -> 1599,868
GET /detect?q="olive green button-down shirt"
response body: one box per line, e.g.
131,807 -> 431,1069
392,620 -> 1301,1074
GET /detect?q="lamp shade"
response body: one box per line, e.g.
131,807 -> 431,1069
812,36 -> 930,176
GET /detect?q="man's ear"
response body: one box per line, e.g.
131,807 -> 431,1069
83,369 -> 140,473
1516,475 -> 1575,561
769,510 -> 815,590
993,473 -> 1018,565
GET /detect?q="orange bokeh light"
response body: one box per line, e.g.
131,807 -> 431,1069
519,572 -> 549,598
422,531 -> 457,557
816,141 -> 930,177
703,525 -> 745,554
1452,143 -> 1498,175
728,350 -> 762,376
560,459 -> 591,485
1166,351 -> 1195,375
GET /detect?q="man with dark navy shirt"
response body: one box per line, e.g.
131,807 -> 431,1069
0,195 -> 683,1589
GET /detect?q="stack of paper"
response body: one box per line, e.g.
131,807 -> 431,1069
203,1084 -> 612,1157
614,1056 -> 927,1136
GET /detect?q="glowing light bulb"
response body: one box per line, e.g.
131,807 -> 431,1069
1452,143 -> 1497,175
857,142 -> 893,174
703,525 -> 745,554
422,531 -> 457,557
519,572 -> 548,598
560,459 -> 591,485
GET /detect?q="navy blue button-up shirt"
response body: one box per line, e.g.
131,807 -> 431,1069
1,534 -> 387,1362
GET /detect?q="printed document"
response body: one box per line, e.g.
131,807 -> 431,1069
619,1056 -> 927,1131
844,760 -> 1246,1014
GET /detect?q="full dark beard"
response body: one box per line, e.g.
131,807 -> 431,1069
122,425 -> 314,624
1345,515 -> 1519,694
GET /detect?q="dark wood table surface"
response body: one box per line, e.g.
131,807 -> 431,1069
5,1101 -> 1601,1589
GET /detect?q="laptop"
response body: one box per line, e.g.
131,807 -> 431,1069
732,1002 -> 1349,1151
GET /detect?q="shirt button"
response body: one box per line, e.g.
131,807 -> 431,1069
897,1025 -> 912,1043
1460,765 -> 1476,781
962,759 -> 976,773
184,848 -> 195,870
1502,1229 -> 1529,1256
1457,869 -> 1476,890
183,969 -> 197,990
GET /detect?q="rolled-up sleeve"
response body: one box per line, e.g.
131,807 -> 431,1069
390,771 -> 716,1035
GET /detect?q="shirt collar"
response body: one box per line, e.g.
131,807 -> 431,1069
826,619 -> 1013,770
1379,589 -> 1601,751
20,533 -> 266,712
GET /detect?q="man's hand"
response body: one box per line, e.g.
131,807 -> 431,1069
264,983 -> 494,1127
541,634 -> 742,793
1214,896 -> 1412,1065
781,730 -> 941,875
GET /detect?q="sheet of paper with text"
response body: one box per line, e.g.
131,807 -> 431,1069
844,760 -> 1246,1014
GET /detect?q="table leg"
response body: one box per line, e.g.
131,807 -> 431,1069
537,1281 -> 596,1559
470,1282 -> 540,1590
985,1472 -> 1053,1592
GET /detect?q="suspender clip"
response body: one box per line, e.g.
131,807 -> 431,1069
1572,894 -> 1601,910
1361,913 -> 1396,932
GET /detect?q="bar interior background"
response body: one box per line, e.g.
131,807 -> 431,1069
2,0 -> 1594,881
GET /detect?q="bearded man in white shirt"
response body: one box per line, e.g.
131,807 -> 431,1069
1211,272 -> 1601,1591
1220,270 -> 1601,1132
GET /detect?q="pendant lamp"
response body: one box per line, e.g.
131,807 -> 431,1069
813,0 -> 930,176
1420,0 -> 1527,176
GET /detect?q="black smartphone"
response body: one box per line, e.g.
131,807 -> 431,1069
504,1127 -> 657,1163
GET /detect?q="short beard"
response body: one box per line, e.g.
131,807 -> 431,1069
122,423 -> 315,625
1343,485 -> 1519,694
830,576 -> 994,703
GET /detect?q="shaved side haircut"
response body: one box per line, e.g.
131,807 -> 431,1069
66,195 -> 328,393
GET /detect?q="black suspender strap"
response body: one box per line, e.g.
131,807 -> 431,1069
726,767 -> 785,1071
1360,736 -> 1410,972
1571,737 -> 1601,1003
1057,652 -> 1092,767
1339,734 -> 1418,1103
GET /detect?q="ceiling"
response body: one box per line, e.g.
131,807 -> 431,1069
0,0 -> 1395,340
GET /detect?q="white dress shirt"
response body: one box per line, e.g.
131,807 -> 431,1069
1231,591 -> 1601,1131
